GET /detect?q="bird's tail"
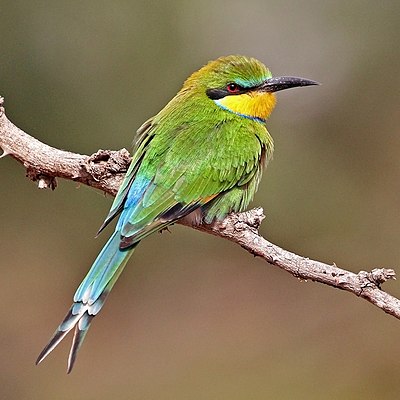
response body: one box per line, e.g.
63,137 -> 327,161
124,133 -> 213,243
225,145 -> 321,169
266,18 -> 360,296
36,230 -> 136,373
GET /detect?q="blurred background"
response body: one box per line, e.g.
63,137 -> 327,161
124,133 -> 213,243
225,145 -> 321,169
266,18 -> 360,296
1,1 -> 400,399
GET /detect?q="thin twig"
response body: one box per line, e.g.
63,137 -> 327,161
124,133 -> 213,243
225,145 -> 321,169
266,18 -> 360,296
0,96 -> 399,320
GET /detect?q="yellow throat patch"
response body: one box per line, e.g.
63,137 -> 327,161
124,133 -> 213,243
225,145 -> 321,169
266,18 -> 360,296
216,91 -> 277,121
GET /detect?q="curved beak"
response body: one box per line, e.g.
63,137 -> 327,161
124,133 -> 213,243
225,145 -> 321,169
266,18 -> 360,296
260,76 -> 319,93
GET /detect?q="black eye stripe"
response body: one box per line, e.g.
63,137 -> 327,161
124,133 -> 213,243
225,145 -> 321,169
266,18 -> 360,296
206,88 -> 228,100
206,85 -> 249,100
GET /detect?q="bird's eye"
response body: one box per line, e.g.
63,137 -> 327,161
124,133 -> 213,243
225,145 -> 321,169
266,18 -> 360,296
226,83 -> 240,93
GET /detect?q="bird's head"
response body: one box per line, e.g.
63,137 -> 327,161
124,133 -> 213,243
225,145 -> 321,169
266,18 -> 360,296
182,55 -> 318,122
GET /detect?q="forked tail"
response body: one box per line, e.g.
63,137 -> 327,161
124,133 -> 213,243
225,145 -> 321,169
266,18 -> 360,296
36,231 -> 137,373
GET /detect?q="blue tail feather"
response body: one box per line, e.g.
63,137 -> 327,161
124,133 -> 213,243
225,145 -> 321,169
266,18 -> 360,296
36,230 -> 137,372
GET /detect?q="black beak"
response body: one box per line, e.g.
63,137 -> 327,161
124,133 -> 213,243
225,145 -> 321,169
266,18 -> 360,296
260,76 -> 319,93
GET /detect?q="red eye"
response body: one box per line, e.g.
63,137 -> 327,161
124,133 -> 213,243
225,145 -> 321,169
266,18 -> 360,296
227,83 -> 240,93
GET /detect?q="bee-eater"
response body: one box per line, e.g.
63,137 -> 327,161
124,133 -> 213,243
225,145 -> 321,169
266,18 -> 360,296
36,55 -> 317,372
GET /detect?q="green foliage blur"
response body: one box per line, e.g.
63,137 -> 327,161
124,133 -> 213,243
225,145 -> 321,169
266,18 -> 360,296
1,1 -> 400,399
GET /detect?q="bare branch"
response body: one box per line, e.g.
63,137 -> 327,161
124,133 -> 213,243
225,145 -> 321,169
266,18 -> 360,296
0,96 -> 130,194
1,96 -> 399,320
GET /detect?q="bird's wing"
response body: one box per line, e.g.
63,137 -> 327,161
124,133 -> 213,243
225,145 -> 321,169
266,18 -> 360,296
97,118 -> 155,234
107,116 -> 265,248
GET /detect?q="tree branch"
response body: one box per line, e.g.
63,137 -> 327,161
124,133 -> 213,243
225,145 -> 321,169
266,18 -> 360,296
1,96 -> 399,320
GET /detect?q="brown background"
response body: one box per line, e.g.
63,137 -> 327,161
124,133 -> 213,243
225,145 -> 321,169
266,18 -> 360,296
1,1 -> 400,399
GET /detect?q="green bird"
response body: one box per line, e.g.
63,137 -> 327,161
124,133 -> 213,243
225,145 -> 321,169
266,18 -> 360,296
36,55 -> 317,372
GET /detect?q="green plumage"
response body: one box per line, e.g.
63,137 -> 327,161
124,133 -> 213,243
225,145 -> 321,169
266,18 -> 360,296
127,111 -> 272,223
36,55 -> 316,372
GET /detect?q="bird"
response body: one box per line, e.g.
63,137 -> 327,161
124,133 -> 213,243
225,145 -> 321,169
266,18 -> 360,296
36,55 -> 318,373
